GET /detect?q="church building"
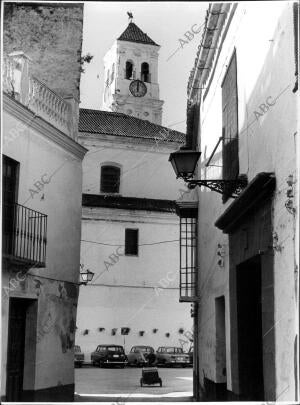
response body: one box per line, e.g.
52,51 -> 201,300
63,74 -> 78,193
75,18 -> 193,358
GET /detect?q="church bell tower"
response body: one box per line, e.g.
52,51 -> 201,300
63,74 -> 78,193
102,16 -> 164,125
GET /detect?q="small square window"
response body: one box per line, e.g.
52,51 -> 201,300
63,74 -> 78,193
125,229 -> 138,256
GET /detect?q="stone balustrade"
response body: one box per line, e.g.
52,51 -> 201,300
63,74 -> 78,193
28,76 -> 71,136
3,53 -> 77,140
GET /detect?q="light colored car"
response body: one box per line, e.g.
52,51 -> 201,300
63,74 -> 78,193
74,345 -> 84,367
156,346 -> 190,367
127,345 -> 155,367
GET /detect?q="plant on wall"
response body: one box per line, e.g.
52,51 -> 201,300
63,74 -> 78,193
111,328 -> 117,336
83,329 -> 89,335
98,327 -> 105,332
178,327 -> 184,334
165,332 -> 170,338
139,331 -> 145,336
153,328 -> 158,333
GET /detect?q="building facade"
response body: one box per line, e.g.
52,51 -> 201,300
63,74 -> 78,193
2,4 -> 85,401
178,2 -> 298,401
76,109 -> 193,358
75,20 -> 193,359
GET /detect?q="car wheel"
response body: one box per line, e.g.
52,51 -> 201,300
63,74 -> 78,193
98,361 -> 103,368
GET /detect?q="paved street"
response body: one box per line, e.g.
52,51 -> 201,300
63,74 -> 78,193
75,366 -> 193,402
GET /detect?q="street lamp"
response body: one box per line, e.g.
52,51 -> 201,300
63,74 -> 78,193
169,146 -> 247,198
169,147 -> 201,180
79,268 -> 94,285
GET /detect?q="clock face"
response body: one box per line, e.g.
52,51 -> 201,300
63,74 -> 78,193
129,80 -> 147,97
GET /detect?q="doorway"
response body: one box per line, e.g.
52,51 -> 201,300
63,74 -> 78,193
236,255 -> 264,400
215,296 -> 226,383
6,298 -> 29,401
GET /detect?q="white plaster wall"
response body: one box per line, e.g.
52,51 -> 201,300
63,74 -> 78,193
3,111 -> 83,284
76,207 -> 192,358
2,106 -> 84,393
79,136 -> 186,200
196,2 -> 298,400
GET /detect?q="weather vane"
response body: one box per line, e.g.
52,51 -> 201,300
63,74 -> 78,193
127,11 -> 133,23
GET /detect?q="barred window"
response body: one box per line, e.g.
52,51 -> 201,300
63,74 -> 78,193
221,50 -> 239,202
100,165 -> 120,193
179,209 -> 197,301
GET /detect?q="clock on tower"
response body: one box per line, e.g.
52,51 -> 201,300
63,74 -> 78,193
102,19 -> 164,125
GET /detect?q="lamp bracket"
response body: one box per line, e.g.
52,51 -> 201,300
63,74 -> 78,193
186,177 -> 248,198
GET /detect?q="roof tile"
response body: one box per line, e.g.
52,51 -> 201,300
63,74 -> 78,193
79,108 -> 185,144
117,22 -> 159,46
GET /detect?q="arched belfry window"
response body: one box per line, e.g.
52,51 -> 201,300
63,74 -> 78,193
125,60 -> 134,79
100,165 -> 120,193
141,62 -> 150,83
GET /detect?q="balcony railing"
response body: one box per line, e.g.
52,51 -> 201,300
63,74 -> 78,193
3,53 -> 77,140
3,203 -> 47,268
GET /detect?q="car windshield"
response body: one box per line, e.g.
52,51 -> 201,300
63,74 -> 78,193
75,345 -> 81,353
137,347 -> 153,353
163,347 -> 183,354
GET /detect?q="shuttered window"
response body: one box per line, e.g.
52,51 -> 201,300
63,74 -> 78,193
221,50 -> 239,202
100,165 -> 120,193
125,229 -> 138,256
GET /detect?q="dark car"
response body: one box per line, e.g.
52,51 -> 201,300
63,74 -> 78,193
91,344 -> 127,368
74,345 -> 84,368
156,346 -> 190,367
127,346 -> 155,367
188,346 -> 193,366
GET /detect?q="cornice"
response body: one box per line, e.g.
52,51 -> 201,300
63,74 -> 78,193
82,206 -> 179,226
3,93 -> 88,160
78,132 -> 181,151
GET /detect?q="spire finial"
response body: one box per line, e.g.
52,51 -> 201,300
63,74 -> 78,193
127,11 -> 133,23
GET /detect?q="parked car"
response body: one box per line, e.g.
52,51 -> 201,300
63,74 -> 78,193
91,344 -> 127,368
188,346 -> 193,366
74,345 -> 84,368
127,346 -> 155,367
156,346 -> 190,367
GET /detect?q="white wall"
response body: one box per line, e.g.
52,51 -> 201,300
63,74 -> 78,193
76,206 -> 192,357
196,2 -> 298,400
79,135 -> 186,200
2,100 -> 85,394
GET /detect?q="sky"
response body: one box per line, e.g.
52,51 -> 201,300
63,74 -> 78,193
80,1 -> 207,133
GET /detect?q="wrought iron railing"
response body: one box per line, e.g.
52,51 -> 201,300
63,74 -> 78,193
2,203 -> 47,267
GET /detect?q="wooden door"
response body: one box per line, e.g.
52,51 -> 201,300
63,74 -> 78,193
6,298 -> 28,401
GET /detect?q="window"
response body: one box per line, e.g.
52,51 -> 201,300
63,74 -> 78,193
178,205 -> 197,301
125,229 -> 138,256
100,165 -> 120,193
125,60 -> 133,79
141,62 -> 150,82
186,101 -> 200,150
221,50 -> 239,202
